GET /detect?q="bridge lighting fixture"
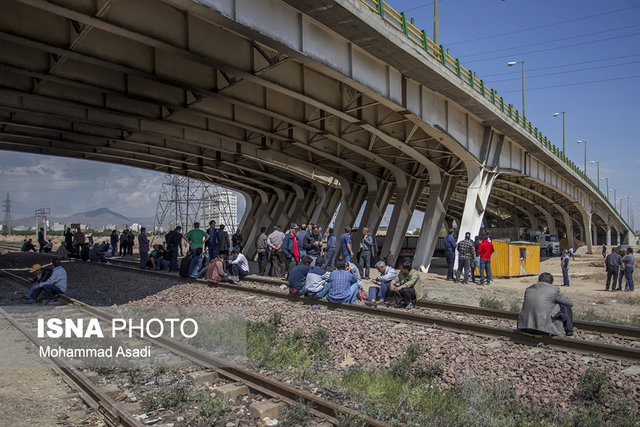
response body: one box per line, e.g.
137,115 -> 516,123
601,177 -> 609,200
576,140 -> 587,174
553,112 -> 565,155
590,161 -> 600,189
507,61 -> 526,118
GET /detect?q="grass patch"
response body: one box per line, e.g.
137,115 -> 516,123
574,308 -> 640,327
479,295 -> 506,310
280,401 -> 313,426
191,392 -> 229,425
142,385 -> 191,413
576,368 -> 608,401
246,313 -> 330,370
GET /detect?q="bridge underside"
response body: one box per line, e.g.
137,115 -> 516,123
0,0 -> 629,264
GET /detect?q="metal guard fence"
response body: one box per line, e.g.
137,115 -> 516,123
359,0 -> 630,231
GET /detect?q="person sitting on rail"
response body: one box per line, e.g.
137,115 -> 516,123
80,243 -> 91,261
326,259 -> 359,304
21,238 -> 37,252
304,256 -> 331,299
205,255 -> 230,283
347,261 -> 363,288
188,247 -> 204,278
56,241 -> 69,259
98,241 -> 109,253
228,248 -> 250,282
24,259 -> 67,305
389,261 -> 425,309
23,263 -> 53,302
288,255 -> 312,295
42,239 -> 54,253
517,272 -> 574,336
89,243 -> 109,264
365,260 -> 398,306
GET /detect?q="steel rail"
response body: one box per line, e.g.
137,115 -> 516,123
0,268 -> 390,427
55,258 -> 640,362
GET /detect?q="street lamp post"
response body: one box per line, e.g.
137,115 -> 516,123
433,0 -> 438,44
590,161 -> 600,189
601,177 -> 609,200
507,61 -> 526,119
576,140 -> 587,174
553,112 -> 565,156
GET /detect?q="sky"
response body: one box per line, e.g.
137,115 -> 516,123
1,0 -> 639,229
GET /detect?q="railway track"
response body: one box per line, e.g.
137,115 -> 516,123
0,268 -> 389,427
3,245 -> 640,360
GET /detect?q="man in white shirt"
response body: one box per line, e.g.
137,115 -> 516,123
228,248 -> 250,281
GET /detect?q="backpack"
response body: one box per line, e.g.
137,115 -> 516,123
179,254 -> 192,278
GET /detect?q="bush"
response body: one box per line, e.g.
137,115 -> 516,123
576,368 -> 609,401
479,295 -> 506,310
193,393 -> 229,425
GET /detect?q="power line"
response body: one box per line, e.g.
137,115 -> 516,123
481,53 -> 640,77
447,5 -> 640,46
487,59 -> 640,84
467,31 -> 640,65
500,74 -> 640,93
458,23 -> 640,60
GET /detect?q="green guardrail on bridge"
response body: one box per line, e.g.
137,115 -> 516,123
359,0 -> 632,232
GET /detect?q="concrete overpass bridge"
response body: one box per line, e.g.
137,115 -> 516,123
0,0 -> 633,268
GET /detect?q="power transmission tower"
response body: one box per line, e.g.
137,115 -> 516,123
153,176 -> 208,235
2,193 -> 12,235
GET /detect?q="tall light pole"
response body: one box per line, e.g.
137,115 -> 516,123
433,0 -> 438,44
507,60 -> 526,118
590,161 -> 600,189
576,140 -> 587,174
601,177 -> 609,200
553,112 -> 565,156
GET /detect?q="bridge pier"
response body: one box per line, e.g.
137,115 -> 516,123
457,169 -> 496,245
242,192 -> 274,258
380,178 -> 425,264
606,224 -> 612,246
558,209 -> 575,249
580,212 -> 594,253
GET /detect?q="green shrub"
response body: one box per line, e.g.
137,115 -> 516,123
576,368 -> 609,401
479,295 -> 506,310
193,393 -> 229,425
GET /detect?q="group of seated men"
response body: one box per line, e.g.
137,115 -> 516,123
286,255 -> 425,309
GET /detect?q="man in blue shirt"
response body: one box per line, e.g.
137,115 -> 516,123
288,256 -> 312,295
25,259 -> 67,304
327,259 -> 359,303
206,220 -> 218,260
443,228 -> 457,281
326,228 -> 337,271
340,227 -> 354,263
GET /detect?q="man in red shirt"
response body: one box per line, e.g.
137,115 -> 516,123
478,235 -> 495,285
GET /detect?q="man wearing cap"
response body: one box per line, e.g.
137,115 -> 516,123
283,224 -> 301,277
24,259 -> 66,304
340,227 -> 354,263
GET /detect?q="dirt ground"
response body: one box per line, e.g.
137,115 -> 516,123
416,246 -> 640,324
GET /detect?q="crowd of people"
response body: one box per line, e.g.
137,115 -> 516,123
443,229 -> 495,285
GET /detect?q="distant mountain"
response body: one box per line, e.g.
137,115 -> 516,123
11,207 -> 138,229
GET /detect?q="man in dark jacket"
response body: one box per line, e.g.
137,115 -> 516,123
256,226 -> 269,275
165,225 -> 182,271
205,220 -> 218,260
326,228 -> 337,271
138,227 -> 150,270
443,228 -> 456,281
37,227 -> 45,252
605,247 -> 622,291
455,232 -> 475,284
217,224 -> 230,256
303,224 -> 323,266
283,224 -> 300,277
288,256 -> 312,295
110,230 -> 118,257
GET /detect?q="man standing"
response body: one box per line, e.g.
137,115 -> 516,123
74,226 -> 86,257
478,235 -> 495,285
517,272 -> 573,336
359,227 -> 376,279
138,227 -> 150,270
602,244 -> 607,258
267,225 -> 286,278
37,227 -> 45,253
605,247 -> 622,291
256,226 -> 269,275
110,229 -> 118,257
127,229 -> 135,256
340,227 -> 354,263
622,248 -> 635,292
283,224 -> 301,277
325,227 -> 337,271
561,250 -> 570,287
443,228 -> 456,281
165,225 -> 182,272
217,224 -> 230,257
205,220 -> 218,260
119,230 -> 128,256
297,224 -> 307,258
186,222 -> 207,253
455,232 -> 475,284
303,224 -> 323,266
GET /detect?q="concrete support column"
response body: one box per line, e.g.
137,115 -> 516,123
457,169 -> 496,244
413,175 -> 458,271
381,177 -> 425,261
558,210 -> 575,249
606,225 -> 612,246
581,211 -> 594,253
242,191 -> 273,258
317,187 -> 342,231
334,183 -> 367,237
360,180 -> 395,237
542,210 -> 558,235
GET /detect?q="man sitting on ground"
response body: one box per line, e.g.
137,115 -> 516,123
24,259 -> 67,305
365,260 -> 398,306
288,255 -> 312,295
228,248 -> 250,281
517,272 -> 573,336
80,243 -> 91,261
206,256 -> 229,283
304,256 -> 331,299
89,243 -> 109,264
389,261 -> 425,309
21,238 -> 37,252
326,259 -> 359,304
